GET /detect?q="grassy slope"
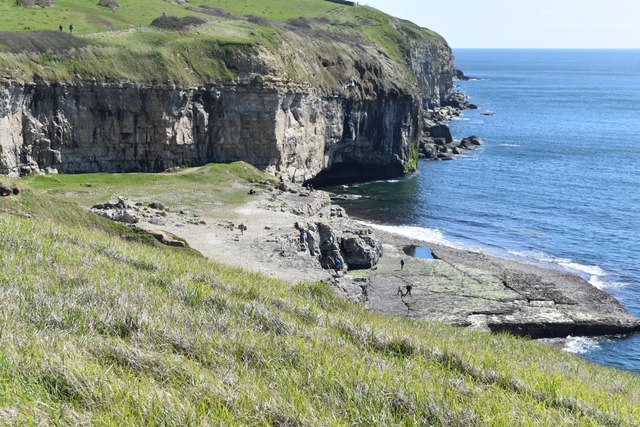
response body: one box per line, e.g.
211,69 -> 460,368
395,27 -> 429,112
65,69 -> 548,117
0,165 -> 639,425
21,162 -> 275,209
0,0 -> 339,33
0,0 -> 438,88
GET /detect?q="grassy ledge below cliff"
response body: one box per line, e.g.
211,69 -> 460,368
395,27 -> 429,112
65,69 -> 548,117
0,165 -> 639,425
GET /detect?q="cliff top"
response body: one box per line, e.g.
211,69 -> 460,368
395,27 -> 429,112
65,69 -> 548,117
0,0 -> 447,94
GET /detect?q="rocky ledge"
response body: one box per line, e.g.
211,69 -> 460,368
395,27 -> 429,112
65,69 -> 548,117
366,238 -> 640,338
421,92 -> 482,161
88,180 -> 640,339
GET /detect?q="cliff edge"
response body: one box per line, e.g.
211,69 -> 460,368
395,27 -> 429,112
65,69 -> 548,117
0,2 -> 455,183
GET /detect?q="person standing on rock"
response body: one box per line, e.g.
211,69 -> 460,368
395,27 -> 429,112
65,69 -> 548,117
405,284 -> 412,297
334,258 -> 342,273
238,223 -> 246,235
400,258 -> 405,270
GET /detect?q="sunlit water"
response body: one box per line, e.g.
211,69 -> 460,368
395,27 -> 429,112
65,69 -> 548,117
331,49 -> 640,372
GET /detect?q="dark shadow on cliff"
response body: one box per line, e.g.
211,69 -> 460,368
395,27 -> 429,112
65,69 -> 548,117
304,162 -> 405,188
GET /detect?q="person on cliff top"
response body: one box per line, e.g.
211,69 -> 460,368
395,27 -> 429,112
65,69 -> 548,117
59,24 -> 63,32
238,223 -> 246,235
69,23 -> 74,33
400,258 -> 405,270
405,284 -> 413,297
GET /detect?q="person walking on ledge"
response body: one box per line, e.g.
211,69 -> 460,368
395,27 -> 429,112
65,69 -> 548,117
400,258 -> 405,270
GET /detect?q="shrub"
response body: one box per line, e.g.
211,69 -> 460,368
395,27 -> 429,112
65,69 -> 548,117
246,15 -> 272,27
97,0 -> 118,10
16,0 -> 54,7
150,15 -> 207,31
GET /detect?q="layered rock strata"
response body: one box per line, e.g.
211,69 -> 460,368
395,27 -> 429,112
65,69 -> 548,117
0,33 -> 454,184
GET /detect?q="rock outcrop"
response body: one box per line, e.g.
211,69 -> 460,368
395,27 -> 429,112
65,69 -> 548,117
0,182 -> 18,196
309,221 -> 382,270
366,241 -> 640,338
420,92 -> 483,160
0,24 -> 455,184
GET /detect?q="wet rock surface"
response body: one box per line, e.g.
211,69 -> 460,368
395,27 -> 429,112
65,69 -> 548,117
366,239 -> 640,338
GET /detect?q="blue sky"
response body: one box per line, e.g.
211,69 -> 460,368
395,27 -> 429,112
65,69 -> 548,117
363,0 -> 640,48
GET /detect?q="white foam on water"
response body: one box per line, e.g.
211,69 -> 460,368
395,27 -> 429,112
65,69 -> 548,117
507,249 -> 565,265
508,250 -> 605,274
558,261 -> 607,278
349,178 -> 403,188
588,275 -> 628,290
506,249 -> 628,290
499,144 -> 521,147
357,222 -> 454,247
563,336 -> 602,355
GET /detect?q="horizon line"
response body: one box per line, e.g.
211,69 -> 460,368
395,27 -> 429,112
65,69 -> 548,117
451,47 -> 640,50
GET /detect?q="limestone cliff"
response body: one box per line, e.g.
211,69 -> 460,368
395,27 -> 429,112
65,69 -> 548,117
0,13 -> 454,183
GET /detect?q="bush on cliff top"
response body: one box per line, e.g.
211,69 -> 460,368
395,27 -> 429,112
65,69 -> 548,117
16,0 -> 54,7
150,15 -> 207,31
0,166 -> 639,425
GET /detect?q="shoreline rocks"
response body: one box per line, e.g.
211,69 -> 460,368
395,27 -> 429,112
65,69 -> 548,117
420,91 -> 483,161
87,181 -> 640,340
364,237 -> 640,339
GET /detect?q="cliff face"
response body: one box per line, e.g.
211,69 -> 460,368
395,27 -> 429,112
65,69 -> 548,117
0,33 -> 454,182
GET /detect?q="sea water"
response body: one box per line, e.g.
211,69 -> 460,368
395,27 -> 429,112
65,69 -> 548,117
332,49 -> 640,372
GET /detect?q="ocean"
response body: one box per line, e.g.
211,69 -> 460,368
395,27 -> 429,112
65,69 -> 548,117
332,49 -> 640,372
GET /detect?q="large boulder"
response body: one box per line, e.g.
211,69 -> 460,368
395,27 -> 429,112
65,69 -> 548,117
424,121 -> 452,143
316,222 -> 344,269
314,221 -> 383,270
341,231 -> 383,269
460,135 -> 482,148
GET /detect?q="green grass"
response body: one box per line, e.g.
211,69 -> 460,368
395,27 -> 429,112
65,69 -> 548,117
195,0 -> 341,22
0,0 -> 196,33
0,168 -> 639,425
20,161 -> 276,210
404,141 -> 420,174
0,0 -> 443,89
0,0 -> 341,33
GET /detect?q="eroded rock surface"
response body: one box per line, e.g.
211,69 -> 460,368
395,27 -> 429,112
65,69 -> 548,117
367,241 -> 640,338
